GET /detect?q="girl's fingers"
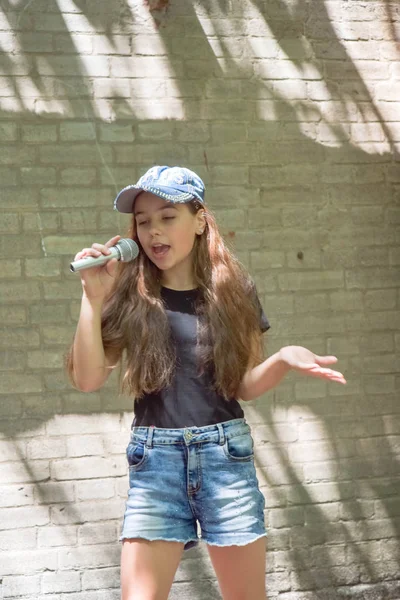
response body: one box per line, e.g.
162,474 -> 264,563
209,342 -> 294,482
299,364 -> 346,383
297,362 -> 318,370
315,355 -> 338,365
74,236 -> 120,261
308,366 -> 344,378
92,243 -> 111,255
74,248 -> 101,260
92,235 -> 121,254
105,235 -> 121,248
314,366 -> 343,376
316,371 -> 346,384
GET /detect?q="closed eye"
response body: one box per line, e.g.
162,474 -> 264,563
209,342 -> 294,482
137,216 -> 175,226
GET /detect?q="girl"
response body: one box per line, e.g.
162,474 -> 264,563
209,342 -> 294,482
66,165 -> 346,600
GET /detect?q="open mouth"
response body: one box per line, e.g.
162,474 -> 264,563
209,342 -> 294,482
152,244 -> 170,258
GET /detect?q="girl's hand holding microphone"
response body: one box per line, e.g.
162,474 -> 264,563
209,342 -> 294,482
72,235 -> 122,300
70,234 -> 139,302
70,235 -> 139,301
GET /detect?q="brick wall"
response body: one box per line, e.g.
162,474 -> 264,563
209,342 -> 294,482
1,1 -> 399,598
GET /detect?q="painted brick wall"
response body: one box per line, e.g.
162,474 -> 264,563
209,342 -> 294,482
0,1 -> 399,598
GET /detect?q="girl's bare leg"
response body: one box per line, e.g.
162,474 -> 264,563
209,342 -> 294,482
121,538 -> 184,600
207,537 -> 267,600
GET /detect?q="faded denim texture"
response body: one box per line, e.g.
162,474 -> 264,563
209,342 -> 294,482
120,418 -> 266,550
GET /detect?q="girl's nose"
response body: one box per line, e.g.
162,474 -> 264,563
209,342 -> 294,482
149,224 -> 162,236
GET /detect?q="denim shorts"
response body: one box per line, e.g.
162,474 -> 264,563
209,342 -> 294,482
120,418 -> 266,550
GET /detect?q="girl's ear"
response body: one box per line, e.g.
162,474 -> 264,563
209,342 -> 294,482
196,209 -> 206,234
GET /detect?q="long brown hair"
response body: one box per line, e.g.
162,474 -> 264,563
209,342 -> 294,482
66,202 -> 264,399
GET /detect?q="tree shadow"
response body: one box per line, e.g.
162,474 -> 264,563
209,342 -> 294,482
249,384 -> 400,597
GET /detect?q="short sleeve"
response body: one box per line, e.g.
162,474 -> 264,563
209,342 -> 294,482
251,282 -> 270,333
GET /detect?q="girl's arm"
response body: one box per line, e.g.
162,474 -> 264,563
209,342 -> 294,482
238,344 -> 346,402
69,235 -> 121,392
71,294 -> 119,392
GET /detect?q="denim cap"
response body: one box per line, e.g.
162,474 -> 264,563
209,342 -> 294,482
114,166 -> 206,213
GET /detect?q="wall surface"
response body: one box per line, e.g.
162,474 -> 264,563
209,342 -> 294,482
0,1 -> 399,598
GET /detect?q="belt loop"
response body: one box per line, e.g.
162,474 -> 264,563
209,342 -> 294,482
217,423 -> 225,446
146,426 -> 155,449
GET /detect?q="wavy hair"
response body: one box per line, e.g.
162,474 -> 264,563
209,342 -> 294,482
66,202 -> 264,399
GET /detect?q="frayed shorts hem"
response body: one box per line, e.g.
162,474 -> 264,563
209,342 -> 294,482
119,533 -> 199,550
204,531 -> 267,548
119,531 -> 267,551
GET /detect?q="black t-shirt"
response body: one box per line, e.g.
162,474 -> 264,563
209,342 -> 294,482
132,286 -> 270,429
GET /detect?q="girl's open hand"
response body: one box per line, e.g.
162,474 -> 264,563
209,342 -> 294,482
279,346 -> 346,384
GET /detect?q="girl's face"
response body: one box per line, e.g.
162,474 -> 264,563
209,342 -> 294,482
134,192 -> 205,284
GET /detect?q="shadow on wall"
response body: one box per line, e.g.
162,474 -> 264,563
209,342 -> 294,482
0,0 -> 400,598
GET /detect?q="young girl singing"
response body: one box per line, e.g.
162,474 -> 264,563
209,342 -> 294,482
66,166 -> 346,600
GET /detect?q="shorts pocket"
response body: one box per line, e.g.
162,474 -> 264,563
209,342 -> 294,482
223,432 -> 254,462
126,440 -> 148,469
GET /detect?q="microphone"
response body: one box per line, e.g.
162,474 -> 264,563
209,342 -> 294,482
70,238 -> 139,273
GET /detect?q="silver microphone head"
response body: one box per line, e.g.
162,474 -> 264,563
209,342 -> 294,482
117,238 -> 139,262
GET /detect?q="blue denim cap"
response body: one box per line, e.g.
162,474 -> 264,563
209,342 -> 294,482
114,166 -> 205,213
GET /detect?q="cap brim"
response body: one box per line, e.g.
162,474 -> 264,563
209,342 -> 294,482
114,186 -> 143,213
114,184 -> 200,213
